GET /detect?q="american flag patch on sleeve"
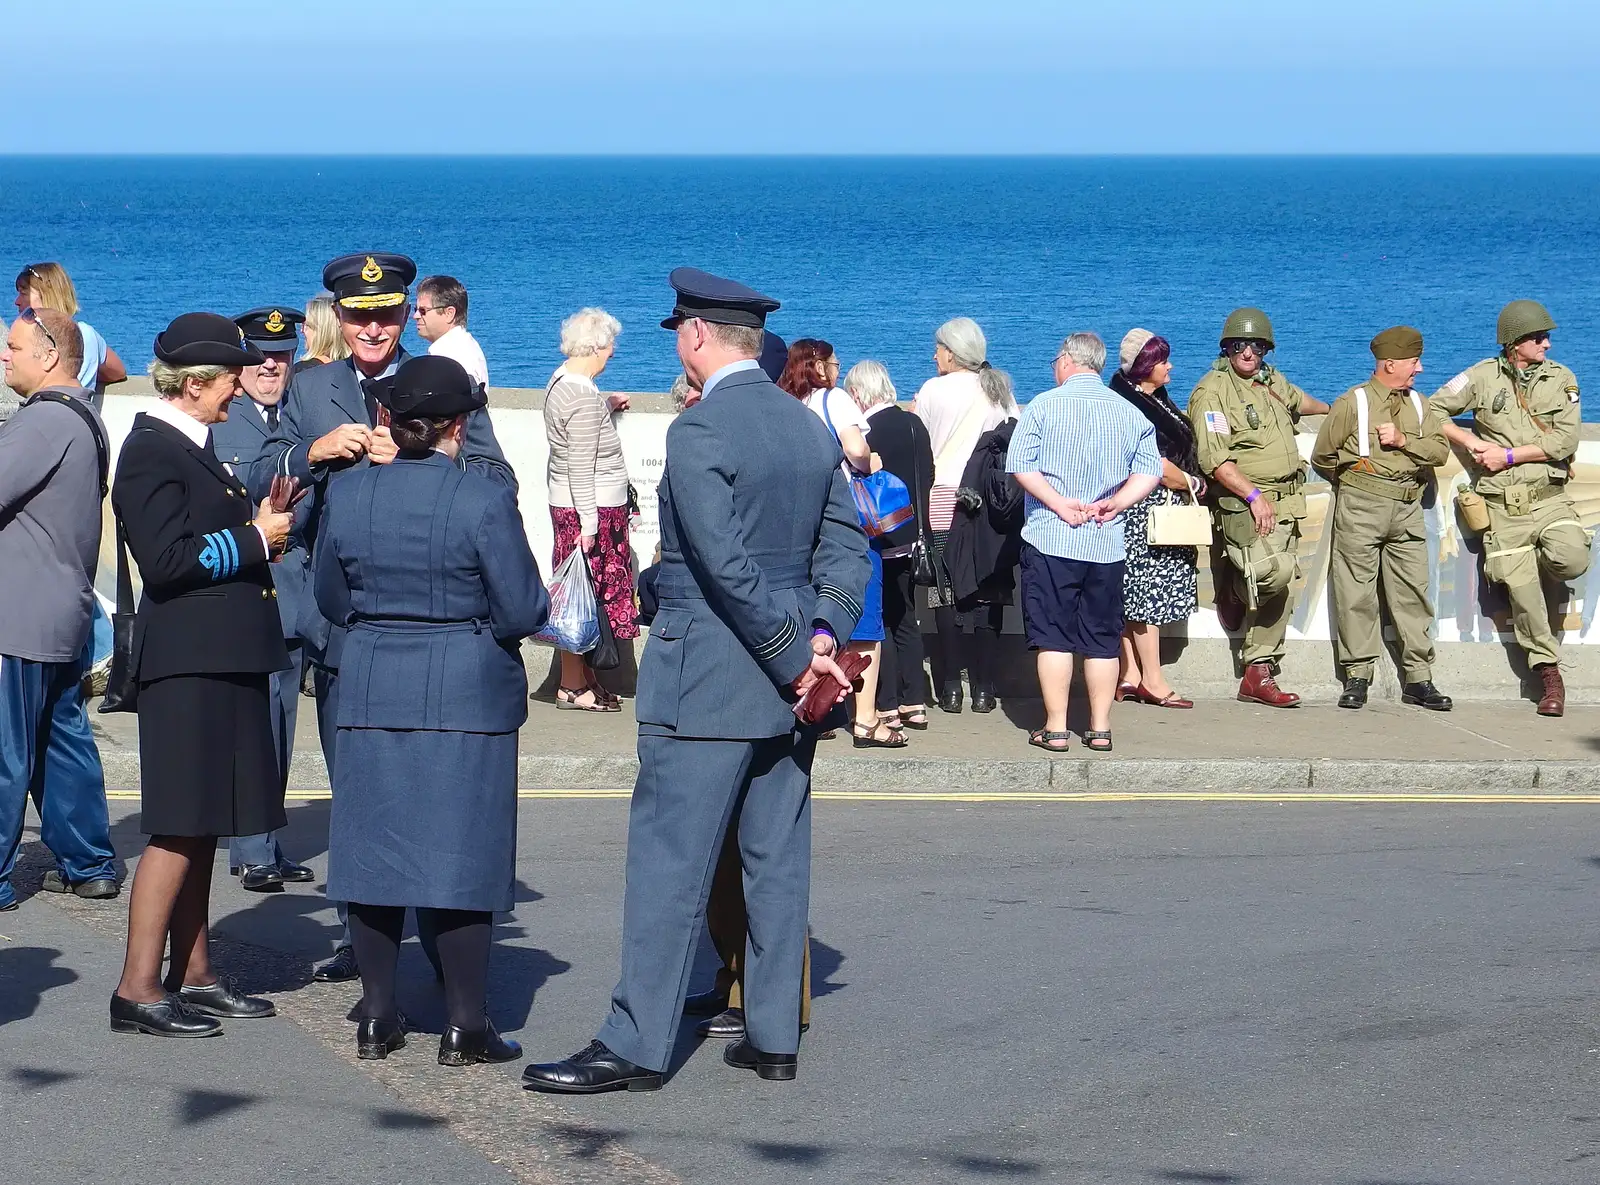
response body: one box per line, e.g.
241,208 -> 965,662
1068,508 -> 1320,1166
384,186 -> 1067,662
1204,410 -> 1230,434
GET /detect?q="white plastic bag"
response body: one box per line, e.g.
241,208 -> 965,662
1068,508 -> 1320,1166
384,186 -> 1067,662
532,548 -> 601,653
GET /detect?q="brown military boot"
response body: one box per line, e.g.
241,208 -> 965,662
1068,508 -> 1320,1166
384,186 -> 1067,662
1237,661 -> 1301,708
1536,663 -> 1565,717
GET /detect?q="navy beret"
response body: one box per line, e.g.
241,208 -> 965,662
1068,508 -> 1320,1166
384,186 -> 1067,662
758,331 -> 788,382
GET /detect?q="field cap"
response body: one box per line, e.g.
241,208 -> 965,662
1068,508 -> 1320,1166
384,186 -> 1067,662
1370,326 -> 1424,361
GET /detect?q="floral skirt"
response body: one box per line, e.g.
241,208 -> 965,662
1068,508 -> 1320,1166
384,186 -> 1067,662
1122,487 -> 1198,626
550,504 -> 641,642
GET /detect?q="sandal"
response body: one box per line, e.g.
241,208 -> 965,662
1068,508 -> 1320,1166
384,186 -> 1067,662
900,707 -> 929,731
587,682 -> 622,708
879,712 -> 905,732
852,722 -> 908,749
1028,729 -> 1071,752
1083,730 -> 1114,753
556,686 -> 619,713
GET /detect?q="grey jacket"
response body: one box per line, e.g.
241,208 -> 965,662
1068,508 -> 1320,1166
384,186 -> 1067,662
0,385 -> 105,662
638,366 -> 870,739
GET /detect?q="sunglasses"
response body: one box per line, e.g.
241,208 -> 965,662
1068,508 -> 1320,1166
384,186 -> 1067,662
1224,339 -> 1270,357
20,306 -> 58,352
1519,332 -> 1551,346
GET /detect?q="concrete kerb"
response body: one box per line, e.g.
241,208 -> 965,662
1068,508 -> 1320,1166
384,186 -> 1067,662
95,749 -> 1598,796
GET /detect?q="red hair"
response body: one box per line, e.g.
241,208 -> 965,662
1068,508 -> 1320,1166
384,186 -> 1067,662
777,338 -> 833,400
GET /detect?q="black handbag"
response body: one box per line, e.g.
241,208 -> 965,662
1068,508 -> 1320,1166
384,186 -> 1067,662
908,444 -> 938,587
98,517 -> 139,713
588,592 -> 621,671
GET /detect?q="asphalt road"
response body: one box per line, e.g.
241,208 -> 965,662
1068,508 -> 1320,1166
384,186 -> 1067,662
5,799 -> 1599,1184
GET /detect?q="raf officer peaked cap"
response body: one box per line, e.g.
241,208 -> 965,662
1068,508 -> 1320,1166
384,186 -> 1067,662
153,312 -> 265,367
235,306 -> 304,353
323,252 -> 417,311
371,355 -> 485,419
661,267 -> 780,330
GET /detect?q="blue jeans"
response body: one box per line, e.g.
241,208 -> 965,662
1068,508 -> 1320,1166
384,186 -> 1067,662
90,597 -> 113,667
0,642 -> 118,906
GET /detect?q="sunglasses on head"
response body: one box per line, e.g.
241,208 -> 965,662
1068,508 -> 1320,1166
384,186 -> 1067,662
20,306 -> 58,352
1224,339 -> 1270,357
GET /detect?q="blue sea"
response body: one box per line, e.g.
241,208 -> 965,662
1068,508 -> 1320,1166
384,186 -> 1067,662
4,156 -> 1599,413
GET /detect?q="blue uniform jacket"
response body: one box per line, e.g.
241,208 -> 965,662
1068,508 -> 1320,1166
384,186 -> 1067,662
313,452 -> 549,733
248,349 -> 517,666
211,396 -> 309,641
640,366 -> 870,740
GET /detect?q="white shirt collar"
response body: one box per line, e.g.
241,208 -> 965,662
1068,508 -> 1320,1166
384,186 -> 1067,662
146,398 -> 211,448
702,358 -> 762,400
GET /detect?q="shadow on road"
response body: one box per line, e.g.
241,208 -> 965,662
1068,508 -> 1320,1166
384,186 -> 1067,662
0,947 -> 78,1028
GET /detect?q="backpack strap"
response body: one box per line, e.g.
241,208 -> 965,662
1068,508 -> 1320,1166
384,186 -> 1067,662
24,390 -> 108,498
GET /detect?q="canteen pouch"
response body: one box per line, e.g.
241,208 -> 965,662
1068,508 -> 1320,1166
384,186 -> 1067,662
1146,478 -> 1213,548
1455,489 -> 1490,534
1503,485 -> 1531,518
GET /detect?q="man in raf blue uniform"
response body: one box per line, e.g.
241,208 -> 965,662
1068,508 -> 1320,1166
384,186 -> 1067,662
214,306 -> 316,891
523,269 -> 870,1094
251,253 -> 515,981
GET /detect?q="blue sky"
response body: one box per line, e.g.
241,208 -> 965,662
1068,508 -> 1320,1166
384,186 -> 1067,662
5,1 -> 1598,153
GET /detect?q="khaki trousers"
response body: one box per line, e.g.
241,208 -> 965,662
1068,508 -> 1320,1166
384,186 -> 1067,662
1482,492 -> 1591,667
1218,508 -> 1301,668
1330,486 -> 1435,682
707,811 -> 812,1025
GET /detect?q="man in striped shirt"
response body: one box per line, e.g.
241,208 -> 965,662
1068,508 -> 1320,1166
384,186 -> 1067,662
1007,333 -> 1162,753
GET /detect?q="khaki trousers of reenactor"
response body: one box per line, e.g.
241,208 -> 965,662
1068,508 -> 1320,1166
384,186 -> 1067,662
1330,483 -> 1435,682
1216,487 -> 1303,668
1482,490 -> 1591,667
707,814 -> 812,1025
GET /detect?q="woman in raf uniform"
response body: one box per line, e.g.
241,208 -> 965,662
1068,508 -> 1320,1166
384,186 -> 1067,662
109,313 -> 295,1038
315,356 -> 549,1067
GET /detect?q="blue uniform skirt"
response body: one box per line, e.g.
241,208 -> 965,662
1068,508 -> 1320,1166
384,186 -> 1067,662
326,728 -> 518,913
849,546 -> 886,643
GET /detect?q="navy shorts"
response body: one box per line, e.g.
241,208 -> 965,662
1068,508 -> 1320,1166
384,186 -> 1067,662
1019,543 -> 1126,659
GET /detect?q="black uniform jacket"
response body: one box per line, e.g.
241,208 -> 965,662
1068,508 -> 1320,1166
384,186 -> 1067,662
111,414 -> 290,683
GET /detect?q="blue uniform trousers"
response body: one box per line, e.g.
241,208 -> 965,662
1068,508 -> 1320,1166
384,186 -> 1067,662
229,644 -> 302,871
598,729 -> 814,1073
0,643 -> 117,907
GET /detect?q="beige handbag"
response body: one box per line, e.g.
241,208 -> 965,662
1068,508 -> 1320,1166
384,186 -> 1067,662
1146,476 -> 1213,547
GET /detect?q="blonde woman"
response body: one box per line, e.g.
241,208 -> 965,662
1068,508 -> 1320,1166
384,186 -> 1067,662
14,262 -> 127,402
295,294 -> 350,372
545,307 -> 636,711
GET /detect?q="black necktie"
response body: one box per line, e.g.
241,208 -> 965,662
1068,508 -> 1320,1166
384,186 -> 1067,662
265,405 -> 279,434
361,379 -> 379,428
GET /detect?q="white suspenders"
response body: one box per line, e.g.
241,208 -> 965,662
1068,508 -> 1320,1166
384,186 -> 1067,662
1354,386 -> 1425,458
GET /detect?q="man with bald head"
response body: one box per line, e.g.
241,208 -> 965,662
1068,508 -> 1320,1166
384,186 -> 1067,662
0,307 -> 119,910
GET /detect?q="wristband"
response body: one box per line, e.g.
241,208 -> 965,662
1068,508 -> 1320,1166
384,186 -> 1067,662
1244,489 -> 1260,505
1505,448 -> 1516,468
812,627 -> 835,643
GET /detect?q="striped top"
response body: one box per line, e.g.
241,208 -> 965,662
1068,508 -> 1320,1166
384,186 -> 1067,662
1005,374 -> 1161,563
544,367 -> 630,535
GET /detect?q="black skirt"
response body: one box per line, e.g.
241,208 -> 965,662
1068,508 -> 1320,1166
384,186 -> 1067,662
136,673 -> 285,837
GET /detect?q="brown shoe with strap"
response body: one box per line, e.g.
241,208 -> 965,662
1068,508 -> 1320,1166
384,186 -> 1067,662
1536,663 -> 1565,717
1237,661 -> 1301,708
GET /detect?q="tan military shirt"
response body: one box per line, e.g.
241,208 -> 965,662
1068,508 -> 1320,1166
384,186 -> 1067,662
1429,356 -> 1581,495
1311,381 -> 1449,482
1188,360 -> 1311,484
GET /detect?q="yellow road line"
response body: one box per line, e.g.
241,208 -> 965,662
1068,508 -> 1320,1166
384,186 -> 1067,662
102,789 -> 1600,805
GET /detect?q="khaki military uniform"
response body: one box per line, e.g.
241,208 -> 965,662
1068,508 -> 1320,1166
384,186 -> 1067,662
1430,357 -> 1590,667
1312,382 -> 1450,682
1190,360 -> 1312,667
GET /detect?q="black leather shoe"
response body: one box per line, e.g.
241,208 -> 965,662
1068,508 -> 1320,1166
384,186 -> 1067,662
174,977 -> 275,1019
238,864 -> 284,893
722,1037 -> 797,1081
971,687 -> 997,714
42,870 -> 119,899
683,989 -> 729,1017
1402,681 -> 1453,711
110,992 -> 223,1038
522,1040 -> 663,1093
357,1016 -> 407,1060
276,859 -> 315,883
439,1020 -> 522,1066
695,1007 -> 746,1039
938,684 -> 963,714
313,946 -> 359,982
1337,677 -> 1369,709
